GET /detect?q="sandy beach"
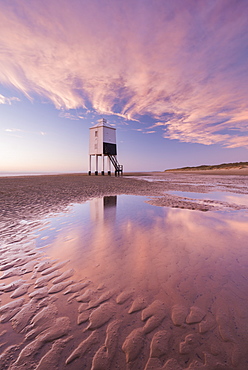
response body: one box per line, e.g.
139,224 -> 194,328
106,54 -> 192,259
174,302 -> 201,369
165,168 -> 248,176
0,172 -> 248,369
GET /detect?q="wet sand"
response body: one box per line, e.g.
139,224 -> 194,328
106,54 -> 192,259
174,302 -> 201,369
0,173 -> 248,369
165,167 -> 248,176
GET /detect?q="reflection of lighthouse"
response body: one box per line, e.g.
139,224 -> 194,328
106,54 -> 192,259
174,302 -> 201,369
90,196 -> 117,222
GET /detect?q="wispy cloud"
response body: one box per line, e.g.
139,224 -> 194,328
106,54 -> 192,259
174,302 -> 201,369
0,94 -> 20,105
0,0 -> 248,147
4,128 -> 47,137
59,111 -> 79,120
4,128 -> 23,138
5,128 -> 22,132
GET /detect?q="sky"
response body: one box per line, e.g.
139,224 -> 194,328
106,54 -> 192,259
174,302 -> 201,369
1,0 -> 248,173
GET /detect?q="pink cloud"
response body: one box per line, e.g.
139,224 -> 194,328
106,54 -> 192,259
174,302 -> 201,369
0,0 -> 248,147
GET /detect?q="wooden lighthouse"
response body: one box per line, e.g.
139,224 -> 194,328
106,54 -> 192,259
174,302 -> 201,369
89,118 -> 123,176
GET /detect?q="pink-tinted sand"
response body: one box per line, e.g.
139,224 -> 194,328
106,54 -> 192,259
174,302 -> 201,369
0,173 -> 248,369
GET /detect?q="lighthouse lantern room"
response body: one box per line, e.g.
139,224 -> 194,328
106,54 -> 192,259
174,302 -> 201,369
89,119 -> 123,176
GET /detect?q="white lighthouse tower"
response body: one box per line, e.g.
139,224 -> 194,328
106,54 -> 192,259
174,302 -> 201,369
89,118 -> 123,176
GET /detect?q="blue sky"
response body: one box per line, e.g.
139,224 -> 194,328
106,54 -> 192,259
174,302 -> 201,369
1,0 -> 248,173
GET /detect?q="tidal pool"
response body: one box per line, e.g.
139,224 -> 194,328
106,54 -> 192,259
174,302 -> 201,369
35,194 -> 248,301
34,195 -> 248,366
1,194 -> 248,369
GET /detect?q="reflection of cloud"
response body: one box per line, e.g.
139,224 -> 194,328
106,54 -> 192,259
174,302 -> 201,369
0,1 -> 248,147
45,198 -> 248,297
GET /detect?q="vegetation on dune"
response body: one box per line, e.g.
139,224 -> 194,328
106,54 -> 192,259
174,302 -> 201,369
165,162 -> 248,172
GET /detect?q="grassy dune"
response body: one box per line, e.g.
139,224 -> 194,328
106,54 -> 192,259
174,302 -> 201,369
165,161 -> 248,172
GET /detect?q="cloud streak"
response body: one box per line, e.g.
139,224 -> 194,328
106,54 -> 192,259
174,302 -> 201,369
0,93 -> 20,105
0,0 -> 248,147
4,128 -> 47,137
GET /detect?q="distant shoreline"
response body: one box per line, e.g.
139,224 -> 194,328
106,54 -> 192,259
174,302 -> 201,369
165,168 -> 248,176
165,162 -> 248,176
0,171 -> 155,178
1,167 -> 248,178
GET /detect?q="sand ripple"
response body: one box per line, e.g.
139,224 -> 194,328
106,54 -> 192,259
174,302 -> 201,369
0,174 -> 248,369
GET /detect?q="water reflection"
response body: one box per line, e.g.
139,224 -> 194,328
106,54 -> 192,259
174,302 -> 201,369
2,187 -> 248,369
90,195 -> 117,222
37,195 -> 248,302
30,195 -> 248,367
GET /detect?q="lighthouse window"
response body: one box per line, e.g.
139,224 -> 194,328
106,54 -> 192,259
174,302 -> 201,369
95,131 -> 98,137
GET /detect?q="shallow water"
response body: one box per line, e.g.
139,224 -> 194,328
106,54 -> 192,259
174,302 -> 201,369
128,173 -> 248,193
36,195 -> 248,289
169,190 -> 248,206
37,196 -> 248,358
1,194 -> 248,369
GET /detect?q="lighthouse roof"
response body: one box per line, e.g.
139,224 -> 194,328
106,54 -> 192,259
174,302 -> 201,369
91,118 -> 115,129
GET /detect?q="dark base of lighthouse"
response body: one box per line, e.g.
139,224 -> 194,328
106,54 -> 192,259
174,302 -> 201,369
88,170 -> 112,176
